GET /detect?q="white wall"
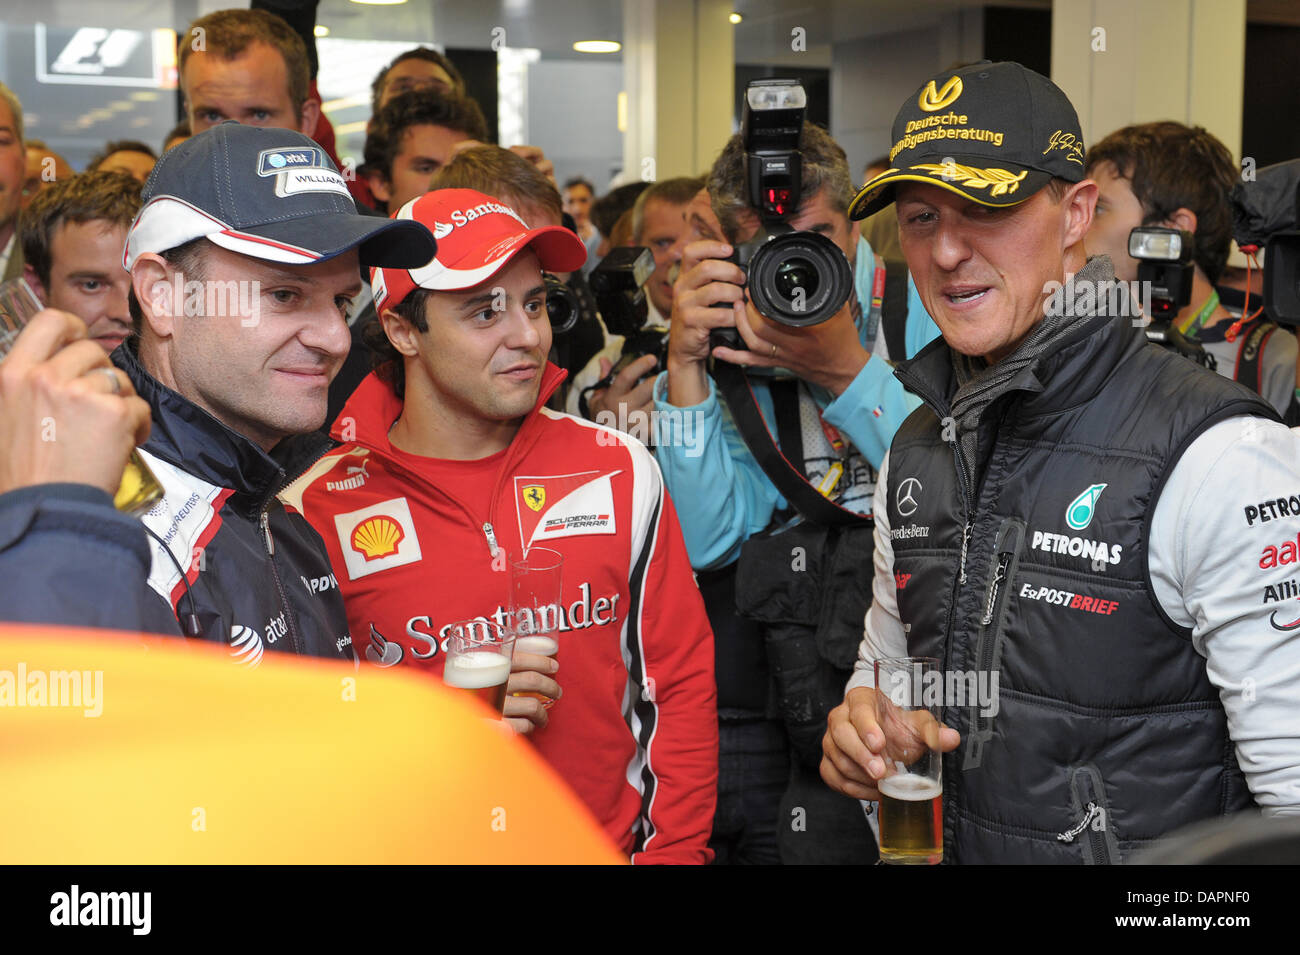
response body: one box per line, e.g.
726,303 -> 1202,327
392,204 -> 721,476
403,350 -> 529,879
1051,0 -> 1246,158
525,59 -> 625,191
830,10 -> 984,182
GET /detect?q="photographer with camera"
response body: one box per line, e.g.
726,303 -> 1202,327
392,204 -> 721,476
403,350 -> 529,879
566,177 -> 701,426
1084,121 -> 1297,414
652,82 -> 939,863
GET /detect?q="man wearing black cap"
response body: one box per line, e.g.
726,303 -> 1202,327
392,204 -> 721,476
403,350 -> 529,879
821,62 -> 1300,861
116,121 -> 435,662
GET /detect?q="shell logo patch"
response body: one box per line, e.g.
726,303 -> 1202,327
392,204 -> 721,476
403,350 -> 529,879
334,497 -> 422,580
351,516 -> 405,560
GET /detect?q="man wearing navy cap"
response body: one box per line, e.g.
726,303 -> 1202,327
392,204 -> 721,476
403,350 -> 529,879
821,62 -> 1300,861
115,121 -> 435,662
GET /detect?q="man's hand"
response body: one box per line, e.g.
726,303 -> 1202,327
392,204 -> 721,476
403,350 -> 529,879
820,686 -> 961,801
711,294 -> 871,396
584,354 -> 657,424
665,239 -> 746,407
0,309 -> 150,496
502,650 -> 561,735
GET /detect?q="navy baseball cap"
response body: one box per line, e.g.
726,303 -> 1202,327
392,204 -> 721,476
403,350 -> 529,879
848,61 -> 1086,220
124,121 -> 436,269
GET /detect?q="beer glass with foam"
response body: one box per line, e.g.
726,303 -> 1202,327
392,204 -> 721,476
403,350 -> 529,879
874,657 -> 944,865
508,547 -> 563,707
443,620 -> 515,715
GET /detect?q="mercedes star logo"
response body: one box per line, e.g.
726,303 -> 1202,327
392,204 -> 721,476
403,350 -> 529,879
897,477 -> 922,517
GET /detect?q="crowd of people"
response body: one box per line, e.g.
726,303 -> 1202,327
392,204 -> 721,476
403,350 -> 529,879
2,6 -> 1297,866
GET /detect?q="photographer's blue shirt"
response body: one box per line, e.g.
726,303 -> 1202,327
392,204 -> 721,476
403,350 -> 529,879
653,236 -> 940,569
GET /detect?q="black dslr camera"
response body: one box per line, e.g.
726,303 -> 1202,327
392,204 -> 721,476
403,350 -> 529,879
1230,159 -> 1300,325
1129,226 -> 1215,370
589,245 -> 656,341
543,272 -> 582,336
576,246 -> 664,418
710,78 -> 853,351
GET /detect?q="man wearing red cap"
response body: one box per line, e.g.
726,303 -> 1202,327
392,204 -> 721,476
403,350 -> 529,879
285,188 -> 718,865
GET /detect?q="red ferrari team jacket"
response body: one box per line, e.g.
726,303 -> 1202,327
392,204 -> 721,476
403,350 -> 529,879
285,366 -> 718,864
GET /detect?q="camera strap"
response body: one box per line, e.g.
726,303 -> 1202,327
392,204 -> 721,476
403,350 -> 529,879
711,360 -> 869,527
861,258 -> 886,345
881,258 -> 911,360
1232,317 -> 1277,395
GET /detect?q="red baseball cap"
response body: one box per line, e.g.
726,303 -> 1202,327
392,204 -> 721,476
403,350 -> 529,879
371,188 -> 588,313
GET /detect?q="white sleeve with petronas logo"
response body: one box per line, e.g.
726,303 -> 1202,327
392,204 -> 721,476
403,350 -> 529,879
847,450 -> 909,695
1150,415 -> 1300,815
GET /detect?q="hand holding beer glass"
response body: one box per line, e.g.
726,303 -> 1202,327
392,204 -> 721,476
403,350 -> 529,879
507,547 -> 564,711
442,620 -> 516,715
0,278 -> 161,513
873,657 -> 946,864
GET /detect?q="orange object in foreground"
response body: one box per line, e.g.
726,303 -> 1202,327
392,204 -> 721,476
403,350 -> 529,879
0,625 -> 623,864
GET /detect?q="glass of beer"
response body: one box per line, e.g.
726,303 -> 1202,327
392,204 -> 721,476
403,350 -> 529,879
0,277 -> 163,517
508,547 -> 563,708
874,656 -> 944,865
442,619 -> 515,715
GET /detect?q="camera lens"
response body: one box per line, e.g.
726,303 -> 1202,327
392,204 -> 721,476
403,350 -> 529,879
774,257 -> 820,301
746,231 -> 852,327
544,272 -> 580,336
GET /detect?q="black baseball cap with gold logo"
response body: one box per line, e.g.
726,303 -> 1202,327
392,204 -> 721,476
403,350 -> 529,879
848,61 -> 1086,220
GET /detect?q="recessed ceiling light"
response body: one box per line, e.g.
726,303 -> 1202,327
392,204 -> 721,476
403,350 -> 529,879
729,13 -> 742,24
573,40 -> 620,54
314,25 -> 330,37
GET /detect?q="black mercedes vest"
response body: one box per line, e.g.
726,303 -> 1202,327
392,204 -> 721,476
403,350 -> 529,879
885,308 -> 1277,864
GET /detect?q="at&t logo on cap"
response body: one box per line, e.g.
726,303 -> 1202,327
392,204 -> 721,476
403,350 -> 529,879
257,146 -> 327,176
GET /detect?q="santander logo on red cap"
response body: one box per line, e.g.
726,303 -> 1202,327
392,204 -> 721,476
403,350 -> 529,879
447,199 -> 527,230
424,197 -> 530,264
427,197 -> 531,268
375,188 -> 583,307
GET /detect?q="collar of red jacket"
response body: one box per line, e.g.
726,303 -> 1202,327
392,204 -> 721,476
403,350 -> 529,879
332,361 -> 569,456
